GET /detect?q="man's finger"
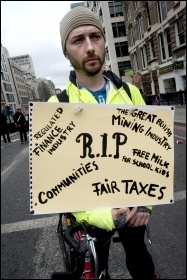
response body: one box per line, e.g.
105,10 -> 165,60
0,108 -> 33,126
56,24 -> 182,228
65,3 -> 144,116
117,207 -> 129,216
126,207 -> 137,222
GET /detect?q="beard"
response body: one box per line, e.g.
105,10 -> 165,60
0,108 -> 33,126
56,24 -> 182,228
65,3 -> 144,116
68,51 -> 105,76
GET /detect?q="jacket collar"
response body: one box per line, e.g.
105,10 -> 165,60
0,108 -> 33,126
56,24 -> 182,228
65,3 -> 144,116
69,70 -> 123,90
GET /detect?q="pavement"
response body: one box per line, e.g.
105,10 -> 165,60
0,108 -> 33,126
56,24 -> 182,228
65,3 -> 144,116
174,105 -> 186,124
1,105 -> 186,142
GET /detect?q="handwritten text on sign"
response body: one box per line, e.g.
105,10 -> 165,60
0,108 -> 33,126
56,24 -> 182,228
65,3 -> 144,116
29,103 -> 174,214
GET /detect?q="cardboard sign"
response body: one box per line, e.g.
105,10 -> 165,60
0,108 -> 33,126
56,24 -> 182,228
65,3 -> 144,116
29,102 -> 175,214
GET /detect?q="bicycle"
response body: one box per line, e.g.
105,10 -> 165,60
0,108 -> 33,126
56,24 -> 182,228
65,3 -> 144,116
51,213 -> 117,279
51,213 -> 152,279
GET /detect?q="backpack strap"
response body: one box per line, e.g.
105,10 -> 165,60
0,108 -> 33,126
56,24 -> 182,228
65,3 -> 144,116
122,82 -> 147,104
56,89 -> 69,102
122,82 -> 132,101
57,84 -> 132,103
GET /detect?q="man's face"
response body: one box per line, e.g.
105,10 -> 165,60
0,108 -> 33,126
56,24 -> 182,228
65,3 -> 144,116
65,25 -> 105,76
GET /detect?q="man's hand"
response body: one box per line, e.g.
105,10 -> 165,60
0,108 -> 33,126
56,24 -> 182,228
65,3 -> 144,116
112,207 -> 137,229
127,210 -> 151,227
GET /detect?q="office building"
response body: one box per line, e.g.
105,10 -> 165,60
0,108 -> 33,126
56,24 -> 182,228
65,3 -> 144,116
10,54 -> 36,77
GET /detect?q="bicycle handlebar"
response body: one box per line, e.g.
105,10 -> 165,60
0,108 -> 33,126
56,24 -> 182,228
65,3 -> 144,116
64,223 -> 88,254
52,222 -> 98,279
51,224 -> 86,279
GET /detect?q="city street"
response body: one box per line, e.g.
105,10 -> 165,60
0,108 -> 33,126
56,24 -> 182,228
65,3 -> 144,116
1,106 -> 186,279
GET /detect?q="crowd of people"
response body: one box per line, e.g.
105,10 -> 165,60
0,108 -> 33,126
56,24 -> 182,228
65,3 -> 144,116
1,104 -> 29,145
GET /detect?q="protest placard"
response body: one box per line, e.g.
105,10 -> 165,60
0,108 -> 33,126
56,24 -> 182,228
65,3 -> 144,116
29,102 -> 174,214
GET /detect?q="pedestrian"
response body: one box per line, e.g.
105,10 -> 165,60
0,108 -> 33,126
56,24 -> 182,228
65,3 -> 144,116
48,7 -> 160,279
23,110 -> 29,132
2,104 -> 12,125
1,112 -> 11,144
13,107 -> 28,144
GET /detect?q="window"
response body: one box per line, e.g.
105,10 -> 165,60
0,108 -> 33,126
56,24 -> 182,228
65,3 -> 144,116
149,39 -> 156,59
93,1 -> 97,13
163,78 -> 176,92
137,15 -> 144,39
105,47 -> 110,61
108,1 -> 123,18
118,61 -> 132,76
165,29 -> 172,58
135,1 -> 140,10
160,33 -> 166,60
1,72 -> 5,81
1,54 -> 5,62
145,44 -> 149,61
3,73 -> 10,81
132,52 -> 139,72
158,1 -> 167,22
112,22 -> 126,38
6,93 -> 15,102
126,2 -> 131,20
1,62 -> 7,72
3,82 -> 12,92
182,76 -> 186,90
177,18 -> 185,45
115,42 -> 128,57
99,9 -> 103,23
146,3 -> 151,27
140,47 -> 147,69
129,25 -> 135,46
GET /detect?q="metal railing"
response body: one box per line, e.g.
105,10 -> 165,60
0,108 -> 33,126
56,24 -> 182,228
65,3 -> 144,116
146,90 -> 186,106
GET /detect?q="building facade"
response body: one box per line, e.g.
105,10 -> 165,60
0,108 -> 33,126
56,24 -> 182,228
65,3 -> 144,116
10,54 -> 36,77
37,78 -> 55,102
71,2 -> 84,9
81,1 -> 186,96
1,44 -> 57,111
124,1 -> 186,96
9,59 -> 29,110
85,1 -> 132,83
1,45 -> 18,112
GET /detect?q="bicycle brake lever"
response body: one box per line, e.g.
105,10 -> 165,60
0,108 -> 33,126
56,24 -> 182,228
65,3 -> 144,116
76,239 -> 88,255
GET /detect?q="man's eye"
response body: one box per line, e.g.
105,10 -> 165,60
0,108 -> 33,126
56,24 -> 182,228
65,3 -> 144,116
92,35 -> 101,40
74,38 -> 83,43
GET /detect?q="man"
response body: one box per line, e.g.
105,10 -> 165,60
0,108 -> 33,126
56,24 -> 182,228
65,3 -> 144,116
23,110 -> 29,132
13,107 -> 28,144
1,112 -> 11,144
2,104 -> 12,125
48,6 -> 160,279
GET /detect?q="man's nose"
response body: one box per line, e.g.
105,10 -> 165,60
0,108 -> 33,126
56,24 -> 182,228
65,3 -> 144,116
85,38 -> 94,53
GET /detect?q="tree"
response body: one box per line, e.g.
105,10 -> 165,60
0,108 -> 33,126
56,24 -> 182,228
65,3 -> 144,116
38,81 -> 51,101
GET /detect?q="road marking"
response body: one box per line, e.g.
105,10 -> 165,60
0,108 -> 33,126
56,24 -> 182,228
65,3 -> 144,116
1,160 -> 17,176
1,190 -> 186,234
1,216 -> 59,234
174,125 -> 186,131
174,134 -> 186,140
11,139 -> 20,142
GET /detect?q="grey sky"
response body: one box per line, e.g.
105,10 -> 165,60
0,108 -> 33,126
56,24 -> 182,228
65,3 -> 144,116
1,1 -> 83,90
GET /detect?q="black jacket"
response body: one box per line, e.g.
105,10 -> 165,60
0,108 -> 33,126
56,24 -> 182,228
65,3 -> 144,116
1,112 -> 8,133
13,112 -> 26,126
